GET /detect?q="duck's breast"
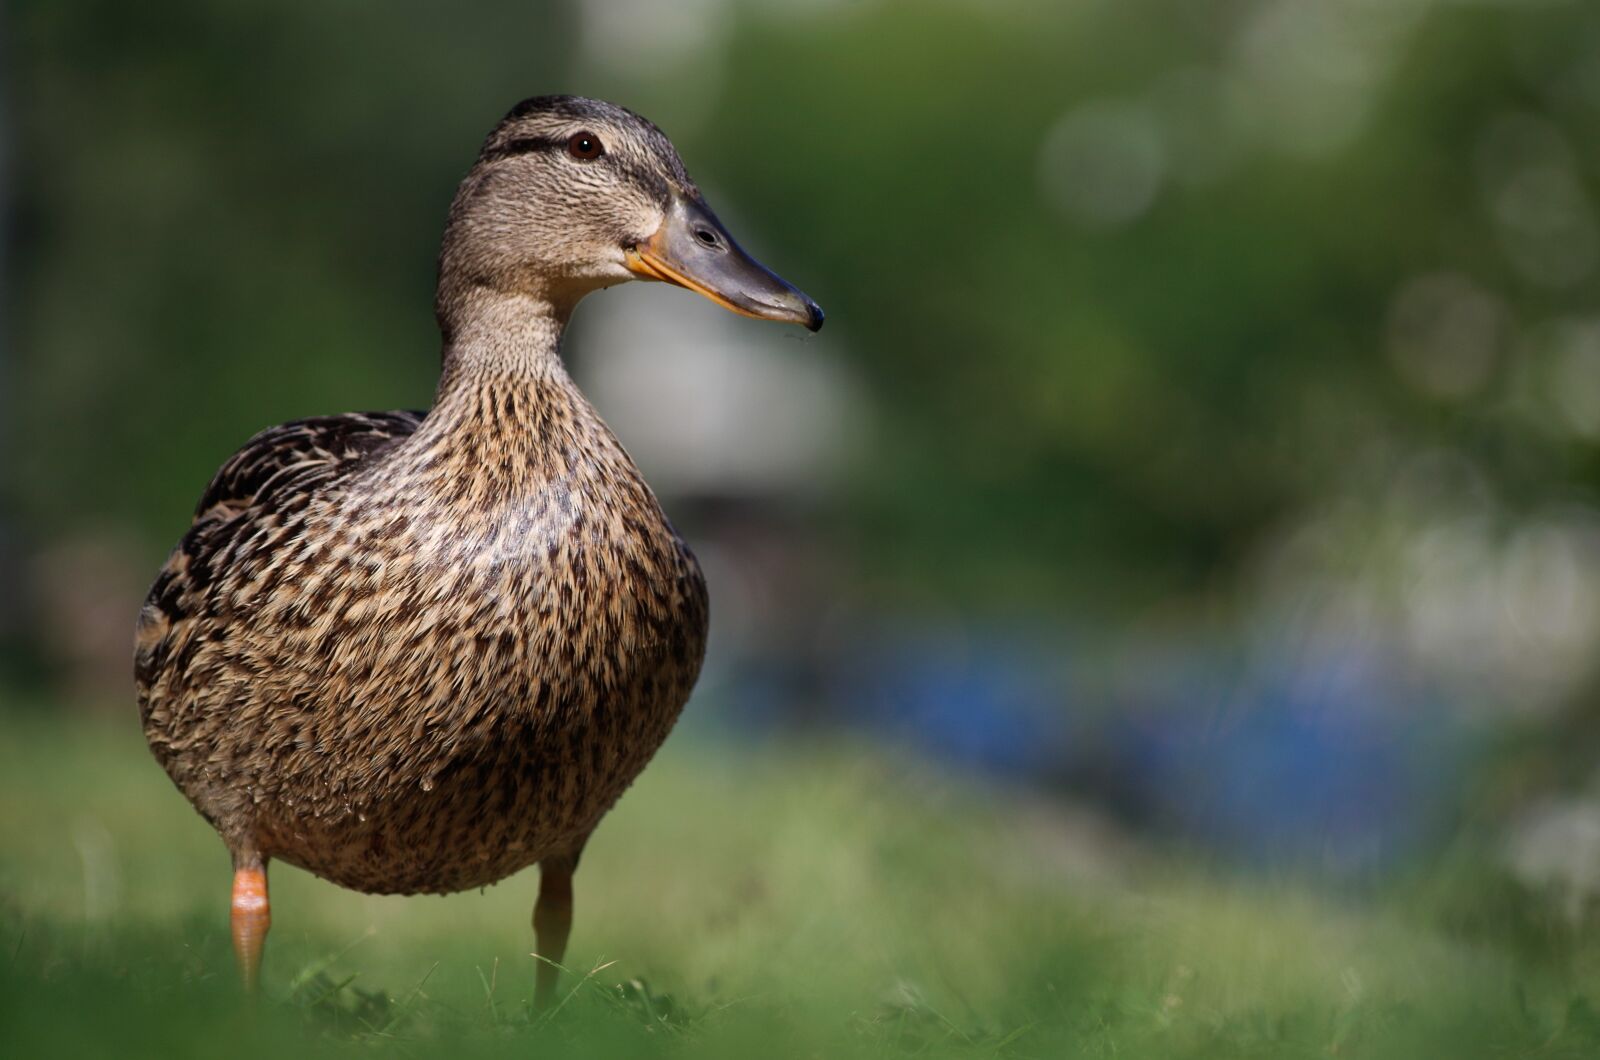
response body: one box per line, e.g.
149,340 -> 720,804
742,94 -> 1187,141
243,460 -> 709,892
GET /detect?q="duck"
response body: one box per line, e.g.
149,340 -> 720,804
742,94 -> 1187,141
133,94 -> 822,1005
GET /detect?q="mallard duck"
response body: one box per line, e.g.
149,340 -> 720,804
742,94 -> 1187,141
133,95 -> 822,1004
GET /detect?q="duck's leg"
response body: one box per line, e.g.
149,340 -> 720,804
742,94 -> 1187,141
230,853 -> 271,993
533,849 -> 582,1009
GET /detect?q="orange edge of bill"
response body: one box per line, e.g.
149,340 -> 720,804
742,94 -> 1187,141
623,246 -> 776,323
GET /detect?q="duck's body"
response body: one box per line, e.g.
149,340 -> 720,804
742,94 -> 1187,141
132,95 -> 820,1001
137,366 -> 706,895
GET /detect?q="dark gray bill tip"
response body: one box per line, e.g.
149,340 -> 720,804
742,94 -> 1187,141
753,287 -> 824,332
804,300 -> 825,333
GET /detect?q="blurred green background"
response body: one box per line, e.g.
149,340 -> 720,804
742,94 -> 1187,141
7,0 -> 1600,1056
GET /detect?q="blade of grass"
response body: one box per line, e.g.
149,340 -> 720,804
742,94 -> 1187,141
534,955 -> 618,1023
285,926 -> 377,1000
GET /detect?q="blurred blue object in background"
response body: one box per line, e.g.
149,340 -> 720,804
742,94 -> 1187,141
1113,643 -> 1465,877
716,614 -> 1471,876
828,626 -> 1075,779
1109,632 -> 1469,873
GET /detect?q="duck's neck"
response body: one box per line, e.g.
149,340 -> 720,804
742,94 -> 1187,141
437,288 -> 572,390
417,287 -> 615,482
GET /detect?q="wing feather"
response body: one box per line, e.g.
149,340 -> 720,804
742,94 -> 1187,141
135,410 -> 425,711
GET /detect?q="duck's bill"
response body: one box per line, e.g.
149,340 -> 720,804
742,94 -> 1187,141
625,196 -> 824,332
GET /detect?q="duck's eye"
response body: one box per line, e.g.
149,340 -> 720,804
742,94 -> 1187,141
567,132 -> 604,161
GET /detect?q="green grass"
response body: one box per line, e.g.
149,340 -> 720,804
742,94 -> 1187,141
2,710 -> 1598,1058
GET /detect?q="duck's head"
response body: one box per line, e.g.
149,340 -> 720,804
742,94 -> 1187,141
438,95 -> 823,333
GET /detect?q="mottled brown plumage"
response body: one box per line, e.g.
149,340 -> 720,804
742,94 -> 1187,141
133,95 -> 821,1001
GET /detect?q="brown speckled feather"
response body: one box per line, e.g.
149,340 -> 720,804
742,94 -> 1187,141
135,368 -> 707,894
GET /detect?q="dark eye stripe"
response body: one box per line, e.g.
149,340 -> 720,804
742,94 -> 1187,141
478,135 -> 565,164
